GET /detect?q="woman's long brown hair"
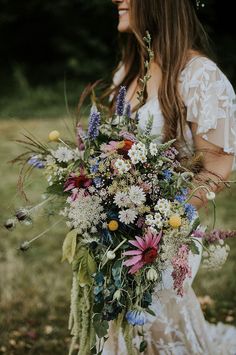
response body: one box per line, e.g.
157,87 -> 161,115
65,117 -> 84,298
107,0 -> 211,144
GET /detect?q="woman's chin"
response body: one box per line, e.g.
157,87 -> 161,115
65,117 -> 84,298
117,21 -> 130,33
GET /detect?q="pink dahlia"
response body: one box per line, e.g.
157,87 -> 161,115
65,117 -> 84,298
123,230 -> 162,274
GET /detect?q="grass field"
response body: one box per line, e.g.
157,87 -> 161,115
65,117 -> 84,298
0,118 -> 235,354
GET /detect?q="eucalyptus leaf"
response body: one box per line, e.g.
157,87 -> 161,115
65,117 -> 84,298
61,229 -> 78,263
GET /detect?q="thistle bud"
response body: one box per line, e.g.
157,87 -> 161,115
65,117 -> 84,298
19,241 -> 30,251
4,218 -> 16,231
15,208 -> 29,221
146,268 -> 158,282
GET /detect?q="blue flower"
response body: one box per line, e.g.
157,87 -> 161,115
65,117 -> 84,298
184,203 -> 196,221
126,310 -> 147,326
116,86 -> 126,116
90,162 -> 99,174
88,108 -> 101,140
175,188 -> 188,203
28,156 -> 44,169
163,169 -> 172,181
93,177 -> 102,187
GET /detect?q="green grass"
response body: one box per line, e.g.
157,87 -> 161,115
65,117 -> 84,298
0,118 -> 235,354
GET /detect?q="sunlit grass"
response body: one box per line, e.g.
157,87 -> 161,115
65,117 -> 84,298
0,118 -> 235,354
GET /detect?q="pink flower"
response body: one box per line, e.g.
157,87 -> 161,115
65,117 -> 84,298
123,230 -> 162,274
171,244 -> 191,296
64,169 -> 92,192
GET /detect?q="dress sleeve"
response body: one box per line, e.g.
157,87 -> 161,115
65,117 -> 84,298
180,57 -> 236,155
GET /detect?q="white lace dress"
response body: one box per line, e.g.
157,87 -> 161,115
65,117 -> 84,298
102,57 -> 236,355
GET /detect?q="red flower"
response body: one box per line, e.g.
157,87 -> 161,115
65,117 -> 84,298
117,140 -> 134,158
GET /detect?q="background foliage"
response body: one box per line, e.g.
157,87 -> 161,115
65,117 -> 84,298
0,0 -> 235,118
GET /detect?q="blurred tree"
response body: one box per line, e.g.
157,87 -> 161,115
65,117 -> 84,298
0,0 -> 235,94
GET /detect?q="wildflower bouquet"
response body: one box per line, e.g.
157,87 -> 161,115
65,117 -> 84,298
5,34 -> 235,354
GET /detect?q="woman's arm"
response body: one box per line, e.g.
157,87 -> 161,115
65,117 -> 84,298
188,122 -> 234,210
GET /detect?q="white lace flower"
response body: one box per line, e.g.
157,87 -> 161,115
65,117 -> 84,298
202,243 -> 230,270
114,191 -> 130,208
128,142 -> 147,164
118,209 -> 137,224
62,190 -> 103,232
128,186 -> 146,205
155,198 -> 172,217
114,159 -> 131,174
51,147 -> 74,163
149,142 -> 158,156
145,214 -> 156,226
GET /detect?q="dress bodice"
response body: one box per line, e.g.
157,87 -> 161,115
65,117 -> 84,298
113,56 -> 236,168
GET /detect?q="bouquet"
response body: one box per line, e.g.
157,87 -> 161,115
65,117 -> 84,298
5,34 -> 236,354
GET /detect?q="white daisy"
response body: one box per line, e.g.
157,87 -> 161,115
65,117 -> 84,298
129,186 -> 146,205
118,209 -> 137,224
51,147 -> 74,163
114,191 -> 130,208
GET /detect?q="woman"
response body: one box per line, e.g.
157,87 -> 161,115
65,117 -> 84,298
102,0 -> 236,354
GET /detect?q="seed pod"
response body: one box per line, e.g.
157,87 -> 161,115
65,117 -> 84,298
106,251 -> 116,260
146,268 -> 158,282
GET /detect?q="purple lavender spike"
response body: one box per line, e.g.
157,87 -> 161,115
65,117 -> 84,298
88,107 -> 101,140
116,86 -> 127,116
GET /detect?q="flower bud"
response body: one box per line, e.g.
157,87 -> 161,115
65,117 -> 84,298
107,251 -> 116,260
146,268 -> 158,282
48,130 -> 60,142
206,191 -> 215,200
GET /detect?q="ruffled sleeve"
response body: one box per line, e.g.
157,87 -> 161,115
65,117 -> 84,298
180,57 -> 236,155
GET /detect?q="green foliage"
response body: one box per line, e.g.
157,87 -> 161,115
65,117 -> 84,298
92,313 -> 109,338
62,229 -> 78,263
77,247 -> 97,286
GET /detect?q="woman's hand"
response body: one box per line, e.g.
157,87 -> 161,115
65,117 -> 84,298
188,123 -> 234,209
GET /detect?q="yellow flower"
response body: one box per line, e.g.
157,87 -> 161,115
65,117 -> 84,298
48,130 -> 60,142
169,214 -> 182,228
108,220 -> 119,231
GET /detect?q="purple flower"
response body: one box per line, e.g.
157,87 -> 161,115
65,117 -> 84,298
184,203 -> 196,221
28,156 -> 44,169
88,108 -> 101,140
116,86 -> 126,116
192,229 -> 236,242
125,103 -> 131,118
126,310 -> 147,326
